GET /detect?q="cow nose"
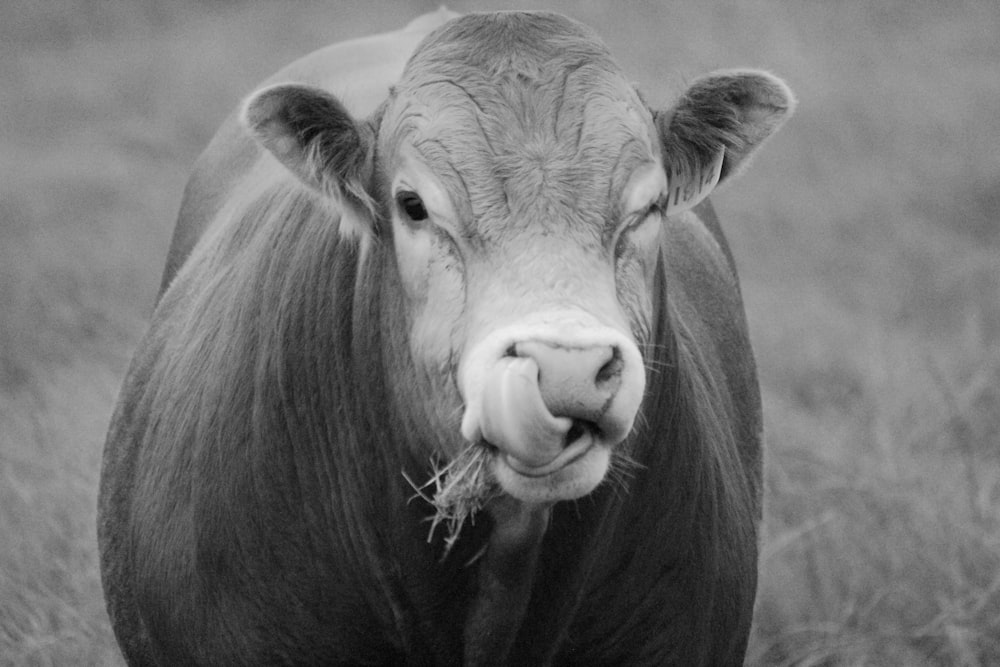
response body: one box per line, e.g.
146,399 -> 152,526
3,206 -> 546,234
512,341 -> 623,424
476,340 -> 632,470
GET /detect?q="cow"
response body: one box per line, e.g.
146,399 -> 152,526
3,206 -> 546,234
98,9 -> 794,666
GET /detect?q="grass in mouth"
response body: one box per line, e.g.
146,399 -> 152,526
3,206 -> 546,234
404,443 -> 500,558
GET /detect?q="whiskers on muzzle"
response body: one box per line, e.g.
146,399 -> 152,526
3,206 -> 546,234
602,447 -> 645,499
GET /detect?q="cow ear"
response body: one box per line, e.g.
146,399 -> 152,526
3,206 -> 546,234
655,70 -> 795,215
242,83 -> 376,214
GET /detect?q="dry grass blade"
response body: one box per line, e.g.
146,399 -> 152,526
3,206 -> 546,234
404,444 -> 499,558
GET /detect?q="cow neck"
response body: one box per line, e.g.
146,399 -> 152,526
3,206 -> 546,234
463,497 -> 551,666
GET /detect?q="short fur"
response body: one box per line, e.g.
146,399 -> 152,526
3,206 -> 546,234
99,10 -> 786,665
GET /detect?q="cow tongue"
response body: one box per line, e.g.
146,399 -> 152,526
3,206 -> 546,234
479,356 -> 572,469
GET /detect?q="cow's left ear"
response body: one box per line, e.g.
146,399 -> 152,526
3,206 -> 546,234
242,83 -> 376,215
654,70 -> 796,215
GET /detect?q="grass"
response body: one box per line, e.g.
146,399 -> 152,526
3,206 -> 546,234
2,1 -> 997,664
406,444 -> 499,558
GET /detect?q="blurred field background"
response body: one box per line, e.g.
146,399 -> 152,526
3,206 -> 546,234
2,0 -> 998,664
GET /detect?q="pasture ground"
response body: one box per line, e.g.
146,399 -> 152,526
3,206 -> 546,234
2,1 -> 998,664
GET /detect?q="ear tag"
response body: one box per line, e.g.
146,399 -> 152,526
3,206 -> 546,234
664,147 -> 725,215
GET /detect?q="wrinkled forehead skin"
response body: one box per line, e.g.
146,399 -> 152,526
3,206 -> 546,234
380,12 -> 660,245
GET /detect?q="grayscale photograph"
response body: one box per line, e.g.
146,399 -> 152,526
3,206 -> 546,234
3,1 -> 998,664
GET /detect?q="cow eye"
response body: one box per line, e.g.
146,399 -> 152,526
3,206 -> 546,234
395,191 -> 429,222
616,201 -> 663,258
625,201 -> 661,234
643,200 -> 663,221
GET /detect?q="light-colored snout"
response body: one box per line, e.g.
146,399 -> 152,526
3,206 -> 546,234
461,317 -> 646,495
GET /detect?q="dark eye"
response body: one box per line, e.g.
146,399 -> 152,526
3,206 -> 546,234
643,200 -> 663,221
395,191 -> 429,222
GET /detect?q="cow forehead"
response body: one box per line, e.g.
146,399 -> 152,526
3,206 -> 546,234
380,13 -> 659,238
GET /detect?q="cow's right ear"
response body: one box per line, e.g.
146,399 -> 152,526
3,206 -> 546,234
242,84 -> 376,213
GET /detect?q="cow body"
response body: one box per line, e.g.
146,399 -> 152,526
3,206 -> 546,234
99,10 -> 793,665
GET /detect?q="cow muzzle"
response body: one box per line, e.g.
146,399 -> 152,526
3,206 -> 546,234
460,321 -> 646,503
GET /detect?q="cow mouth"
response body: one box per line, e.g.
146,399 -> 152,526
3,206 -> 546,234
477,417 -> 613,504
494,420 -> 598,478
458,325 -> 646,503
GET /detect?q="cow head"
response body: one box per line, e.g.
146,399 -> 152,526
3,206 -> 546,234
242,12 -> 794,505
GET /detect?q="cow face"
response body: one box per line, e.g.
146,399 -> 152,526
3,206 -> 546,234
243,12 -> 794,505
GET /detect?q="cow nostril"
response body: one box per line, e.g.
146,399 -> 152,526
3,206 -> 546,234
595,346 -> 623,386
503,343 -> 518,358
